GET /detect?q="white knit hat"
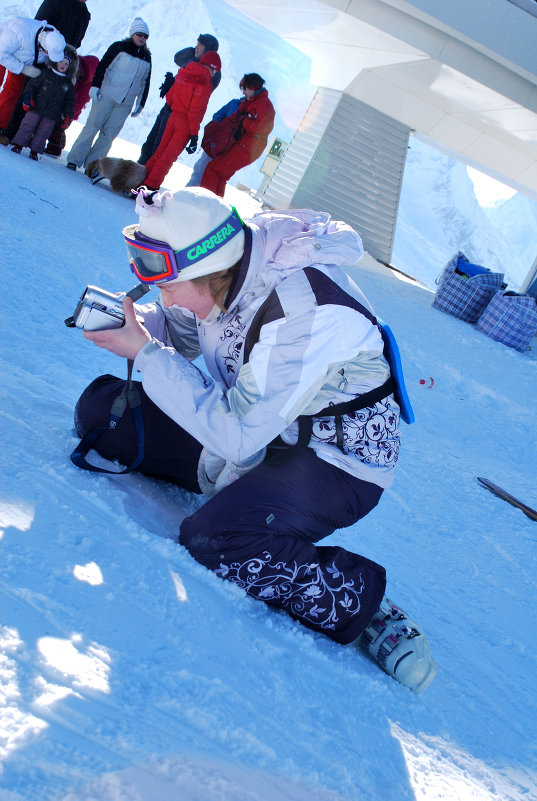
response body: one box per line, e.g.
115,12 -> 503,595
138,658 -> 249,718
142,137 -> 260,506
138,188 -> 245,281
38,28 -> 66,62
129,17 -> 149,37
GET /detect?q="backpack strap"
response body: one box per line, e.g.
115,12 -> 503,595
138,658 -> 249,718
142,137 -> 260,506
265,376 -> 395,465
70,360 -> 145,474
243,267 -> 412,466
69,283 -> 151,474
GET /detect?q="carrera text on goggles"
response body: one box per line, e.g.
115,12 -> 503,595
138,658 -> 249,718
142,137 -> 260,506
122,208 -> 244,284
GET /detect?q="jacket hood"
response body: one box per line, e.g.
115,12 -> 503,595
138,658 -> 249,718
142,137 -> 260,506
77,54 -> 99,80
197,33 -> 219,52
225,210 -> 364,311
174,46 -> 195,68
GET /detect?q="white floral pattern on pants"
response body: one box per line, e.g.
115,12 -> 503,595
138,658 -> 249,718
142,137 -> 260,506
215,550 -> 365,631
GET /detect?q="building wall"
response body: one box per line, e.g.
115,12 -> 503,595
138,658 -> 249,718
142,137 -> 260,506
261,91 -> 410,264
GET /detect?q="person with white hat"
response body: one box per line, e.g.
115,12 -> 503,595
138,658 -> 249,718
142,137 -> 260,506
74,187 -> 437,694
0,16 -> 65,142
66,17 -> 151,174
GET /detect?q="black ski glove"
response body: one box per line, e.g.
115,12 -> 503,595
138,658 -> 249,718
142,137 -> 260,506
185,135 -> 198,154
159,72 -> 174,98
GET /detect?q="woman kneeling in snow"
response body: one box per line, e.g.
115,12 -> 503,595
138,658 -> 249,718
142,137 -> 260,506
74,187 -> 437,693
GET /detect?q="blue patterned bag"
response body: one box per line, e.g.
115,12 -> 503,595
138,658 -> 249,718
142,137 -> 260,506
476,291 -> 537,352
432,252 -> 505,323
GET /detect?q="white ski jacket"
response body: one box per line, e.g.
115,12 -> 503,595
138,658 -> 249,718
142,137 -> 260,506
0,17 -> 53,74
134,209 -> 401,489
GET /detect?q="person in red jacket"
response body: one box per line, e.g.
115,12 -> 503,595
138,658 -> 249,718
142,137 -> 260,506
143,51 -> 220,191
200,73 -> 274,198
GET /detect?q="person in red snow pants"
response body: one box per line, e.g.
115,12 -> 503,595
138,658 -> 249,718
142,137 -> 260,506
200,73 -> 274,197
0,68 -> 26,129
143,51 -> 220,190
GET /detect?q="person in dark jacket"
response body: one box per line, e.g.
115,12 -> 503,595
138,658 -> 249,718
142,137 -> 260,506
200,73 -> 275,197
138,33 -> 219,166
66,18 -> 151,173
33,0 -> 92,156
43,53 -> 98,157
35,0 -> 90,49
10,47 -> 76,159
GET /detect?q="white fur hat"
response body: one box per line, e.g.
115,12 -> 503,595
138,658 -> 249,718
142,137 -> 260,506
129,17 -> 149,37
138,188 -> 245,281
38,28 -> 66,62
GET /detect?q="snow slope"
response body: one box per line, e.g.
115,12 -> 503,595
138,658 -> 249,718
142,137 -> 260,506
1,134 -> 537,800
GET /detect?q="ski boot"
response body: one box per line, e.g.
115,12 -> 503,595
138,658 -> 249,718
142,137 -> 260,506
11,144 -> 22,154
29,151 -> 38,161
358,597 -> 437,693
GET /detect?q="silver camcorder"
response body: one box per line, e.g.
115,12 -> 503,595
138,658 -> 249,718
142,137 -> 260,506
65,283 -> 150,331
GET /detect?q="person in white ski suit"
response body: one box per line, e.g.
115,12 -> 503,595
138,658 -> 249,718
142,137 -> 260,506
0,17 -> 65,135
74,187 -> 437,693
66,17 -> 151,172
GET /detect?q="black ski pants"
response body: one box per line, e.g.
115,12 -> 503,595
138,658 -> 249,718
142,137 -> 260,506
75,374 -> 386,643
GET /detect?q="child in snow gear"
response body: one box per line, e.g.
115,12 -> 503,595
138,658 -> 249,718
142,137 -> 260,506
44,53 -> 98,158
73,187 -> 436,693
142,51 -> 221,191
29,0 -> 90,152
11,47 -> 76,157
66,18 -> 151,173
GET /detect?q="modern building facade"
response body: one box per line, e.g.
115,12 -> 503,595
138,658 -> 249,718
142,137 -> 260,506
227,0 -> 537,286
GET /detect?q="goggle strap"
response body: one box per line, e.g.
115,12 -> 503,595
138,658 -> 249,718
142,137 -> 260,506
173,209 -> 244,272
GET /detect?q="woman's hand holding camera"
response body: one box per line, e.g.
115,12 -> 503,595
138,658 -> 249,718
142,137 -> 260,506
84,297 -> 151,360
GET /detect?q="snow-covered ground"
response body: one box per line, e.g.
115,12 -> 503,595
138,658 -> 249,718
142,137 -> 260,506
1,132 -> 537,801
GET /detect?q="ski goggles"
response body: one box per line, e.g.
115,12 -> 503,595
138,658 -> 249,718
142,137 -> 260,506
122,208 -> 244,284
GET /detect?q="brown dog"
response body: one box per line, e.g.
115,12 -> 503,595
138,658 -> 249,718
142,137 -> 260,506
87,157 -> 147,194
